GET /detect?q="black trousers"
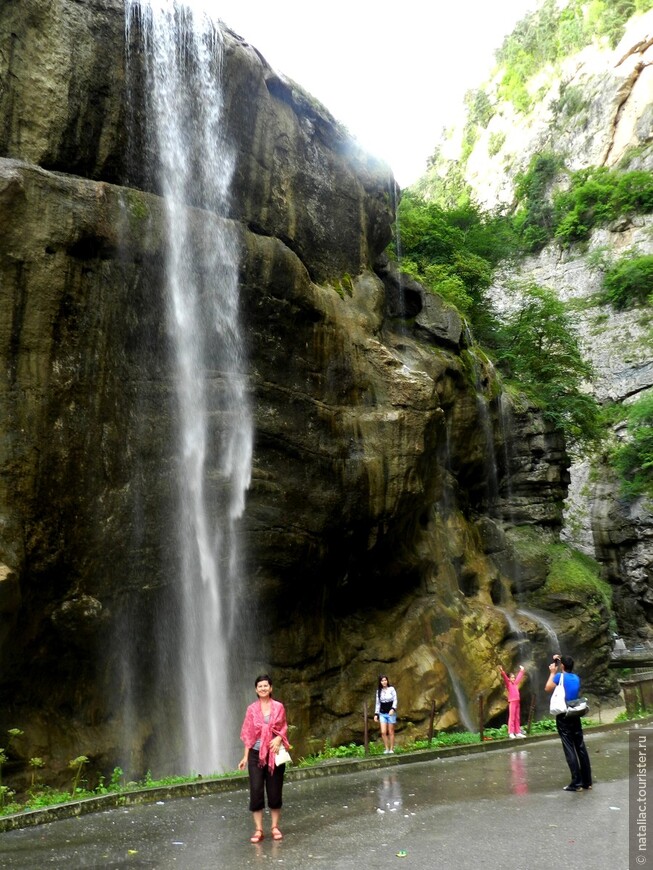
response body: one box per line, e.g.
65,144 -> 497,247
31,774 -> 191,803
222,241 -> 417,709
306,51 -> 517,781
248,749 -> 285,812
556,713 -> 592,788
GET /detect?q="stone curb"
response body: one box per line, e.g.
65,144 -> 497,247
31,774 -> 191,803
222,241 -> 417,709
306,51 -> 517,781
1,714 -> 650,833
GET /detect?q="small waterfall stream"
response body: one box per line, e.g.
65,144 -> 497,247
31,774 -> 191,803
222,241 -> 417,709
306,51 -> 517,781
125,0 -> 252,775
517,608 -> 561,655
440,655 -> 476,732
497,606 -> 527,649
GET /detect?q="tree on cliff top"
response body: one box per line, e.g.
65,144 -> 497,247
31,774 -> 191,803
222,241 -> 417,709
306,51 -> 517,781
492,283 -> 601,452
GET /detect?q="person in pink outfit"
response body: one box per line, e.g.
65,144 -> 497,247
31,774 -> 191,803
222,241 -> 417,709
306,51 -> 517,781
238,674 -> 291,844
499,665 -> 526,738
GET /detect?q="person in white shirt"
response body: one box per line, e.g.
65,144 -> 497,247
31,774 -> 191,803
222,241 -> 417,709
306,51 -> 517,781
374,674 -> 398,754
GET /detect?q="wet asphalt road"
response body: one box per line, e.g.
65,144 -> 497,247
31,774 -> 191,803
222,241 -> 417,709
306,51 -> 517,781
0,730 -> 632,870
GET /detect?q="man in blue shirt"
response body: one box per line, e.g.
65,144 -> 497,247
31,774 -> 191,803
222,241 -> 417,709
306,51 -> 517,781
545,654 -> 593,792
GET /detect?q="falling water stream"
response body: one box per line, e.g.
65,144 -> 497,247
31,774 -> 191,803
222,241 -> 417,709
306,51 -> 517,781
440,655 -> 476,732
517,608 -> 561,655
125,0 -> 252,774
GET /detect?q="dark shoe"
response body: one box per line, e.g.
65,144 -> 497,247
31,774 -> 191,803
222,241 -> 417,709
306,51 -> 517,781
563,784 -> 580,792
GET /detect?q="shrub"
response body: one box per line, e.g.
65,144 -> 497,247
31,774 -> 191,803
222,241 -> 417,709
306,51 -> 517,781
553,167 -> 653,245
465,88 -> 495,129
488,131 -> 506,157
394,191 -> 517,321
603,255 -> 653,309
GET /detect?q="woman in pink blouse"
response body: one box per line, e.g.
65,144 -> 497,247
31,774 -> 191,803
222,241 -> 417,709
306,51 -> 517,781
238,674 -> 291,843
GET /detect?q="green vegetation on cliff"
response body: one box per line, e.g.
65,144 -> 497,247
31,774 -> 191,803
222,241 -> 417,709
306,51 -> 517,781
492,284 -> 600,446
512,153 -> 562,252
611,393 -> 653,499
544,545 -> 613,610
513,155 -> 653,252
602,254 -> 653,309
423,0 -> 653,193
394,191 -> 514,318
394,193 -> 601,450
509,527 -> 612,611
397,149 -> 653,453
496,0 -> 653,113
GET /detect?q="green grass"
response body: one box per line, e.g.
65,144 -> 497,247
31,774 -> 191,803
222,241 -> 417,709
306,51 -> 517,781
614,706 -> 653,722
0,768 -> 212,818
0,710 -> 631,818
296,716 -> 582,767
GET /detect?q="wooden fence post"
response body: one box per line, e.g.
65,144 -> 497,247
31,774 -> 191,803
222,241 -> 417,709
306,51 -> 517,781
478,693 -> 484,742
527,695 -> 536,734
428,700 -> 436,745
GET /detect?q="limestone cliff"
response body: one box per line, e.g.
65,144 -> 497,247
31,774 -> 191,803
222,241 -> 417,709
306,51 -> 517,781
425,8 -> 653,210
0,0 -> 617,785
425,4 -> 653,643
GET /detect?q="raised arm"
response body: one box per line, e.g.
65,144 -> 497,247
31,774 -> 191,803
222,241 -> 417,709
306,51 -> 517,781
545,663 -> 558,693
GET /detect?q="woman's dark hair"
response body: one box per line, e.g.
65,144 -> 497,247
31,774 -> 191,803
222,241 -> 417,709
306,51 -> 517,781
377,674 -> 390,699
254,673 -> 273,687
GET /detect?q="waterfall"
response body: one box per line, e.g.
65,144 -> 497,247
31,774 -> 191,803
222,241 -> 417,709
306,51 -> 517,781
125,0 -> 252,775
440,656 -> 476,732
497,606 -> 526,645
517,608 -> 560,655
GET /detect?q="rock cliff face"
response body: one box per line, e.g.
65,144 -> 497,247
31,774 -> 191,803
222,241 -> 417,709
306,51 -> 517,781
498,217 -> 653,642
429,9 -> 653,211
429,6 -> 653,643
0,0 -> 617,783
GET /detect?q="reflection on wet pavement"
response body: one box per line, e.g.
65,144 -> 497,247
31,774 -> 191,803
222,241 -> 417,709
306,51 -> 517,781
0,730 -> 631,870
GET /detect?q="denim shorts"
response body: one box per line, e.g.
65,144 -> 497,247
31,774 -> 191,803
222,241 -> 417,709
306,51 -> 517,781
379,712 -> 397,724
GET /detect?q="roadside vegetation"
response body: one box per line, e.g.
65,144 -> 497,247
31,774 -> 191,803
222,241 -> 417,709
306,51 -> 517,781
297,720 -> 560,766
0,717 -> 611,818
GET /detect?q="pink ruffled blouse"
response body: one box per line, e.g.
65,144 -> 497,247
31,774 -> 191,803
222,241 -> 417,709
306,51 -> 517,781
240,698 -> 289,772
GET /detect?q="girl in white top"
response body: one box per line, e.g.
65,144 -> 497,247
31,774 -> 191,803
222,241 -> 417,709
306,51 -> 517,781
374,674 -> 398,753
